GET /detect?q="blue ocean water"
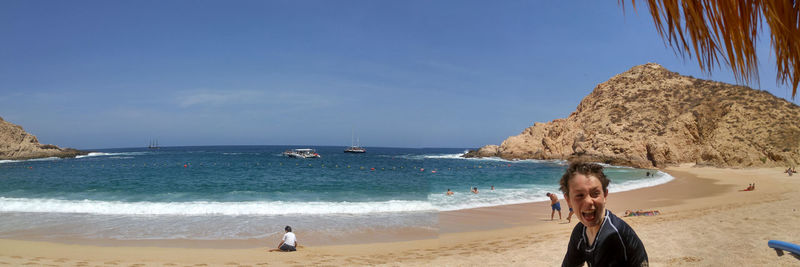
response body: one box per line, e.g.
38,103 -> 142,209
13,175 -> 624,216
0,146 -> 672,244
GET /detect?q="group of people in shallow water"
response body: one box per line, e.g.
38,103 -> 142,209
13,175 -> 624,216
446,185 -> 494,195
785,167 -> 797,176
271,162 -> 650,266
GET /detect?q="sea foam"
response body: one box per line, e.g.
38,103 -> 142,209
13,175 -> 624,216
0,198 -> 436,215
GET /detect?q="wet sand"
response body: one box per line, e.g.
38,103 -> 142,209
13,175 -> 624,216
1,165 -> 799,266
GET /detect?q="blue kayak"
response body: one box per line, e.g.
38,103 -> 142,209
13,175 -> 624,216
768,240 -> 800,258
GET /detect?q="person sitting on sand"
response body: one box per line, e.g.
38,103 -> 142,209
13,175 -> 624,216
546,192 -> 562,220
740,183 -> 755,191
560,162 -> 648,266
625,210 -> 661,217
471,187 -> 479,194
269,226 -> 297,252
446,189 -> 454,196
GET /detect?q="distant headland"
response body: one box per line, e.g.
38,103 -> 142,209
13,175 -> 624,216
0,116 -> 87,160
465,63 -> 800,168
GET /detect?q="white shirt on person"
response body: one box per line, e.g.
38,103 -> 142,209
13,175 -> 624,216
282,232 -> 296,246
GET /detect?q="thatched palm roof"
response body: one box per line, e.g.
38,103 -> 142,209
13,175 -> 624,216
624,0 -> 800,97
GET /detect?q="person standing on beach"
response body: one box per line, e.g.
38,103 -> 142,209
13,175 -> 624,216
546,192 -> 562,220
559,162 -> 648,267
270,226 -> 298,252
566,199 -> 574,223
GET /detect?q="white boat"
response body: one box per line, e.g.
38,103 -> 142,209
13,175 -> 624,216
283,148 -> 321,158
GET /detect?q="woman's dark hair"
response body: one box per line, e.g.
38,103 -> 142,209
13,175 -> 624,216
285,226 -> 292,232
559,162 -> 610,196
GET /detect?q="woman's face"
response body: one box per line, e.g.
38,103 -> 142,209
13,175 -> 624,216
566,173 -> 608,229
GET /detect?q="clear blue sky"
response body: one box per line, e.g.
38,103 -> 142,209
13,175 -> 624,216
0,1 -> 793,149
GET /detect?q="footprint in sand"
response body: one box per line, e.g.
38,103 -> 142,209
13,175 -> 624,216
255,263 -> 269,266
224,263 -> 238,266
10,256 -> 22,259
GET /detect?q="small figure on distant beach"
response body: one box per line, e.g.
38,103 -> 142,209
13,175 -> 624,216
446,189 -> 454,196
491,185 -> 495,190
740,183 -> 755,191
646,171 -> 650,177
269,226 -> 297,252
546,192 -> 562,220
566,199 -> 574,223
560,162 -> 648,266
471,187 -> 479,194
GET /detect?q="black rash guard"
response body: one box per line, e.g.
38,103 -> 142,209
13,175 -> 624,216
562,210 -> 648,267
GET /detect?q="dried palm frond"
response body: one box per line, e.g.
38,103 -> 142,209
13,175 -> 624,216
622,0 -> 800,98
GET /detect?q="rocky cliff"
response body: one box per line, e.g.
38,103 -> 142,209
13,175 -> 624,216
466,63 -> 800,168
0,117 -> 86,160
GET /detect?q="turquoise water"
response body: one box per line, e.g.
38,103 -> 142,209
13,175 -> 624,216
0,146 -> 671,243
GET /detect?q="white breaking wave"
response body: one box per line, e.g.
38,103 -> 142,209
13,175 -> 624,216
75,152 -> 148,159
431,187 -> 554,211
430,171 -> 675,212
608,170 -> 674,193
423,153 -> 468,159
421,152 -> 567,165
0,198 -> 436,215
0,157 -> 61,164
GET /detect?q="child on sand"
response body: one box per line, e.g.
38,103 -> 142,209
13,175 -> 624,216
560,162 -> 648,266
269,226 -> 297,252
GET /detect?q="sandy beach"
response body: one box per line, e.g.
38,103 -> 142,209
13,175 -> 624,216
1,165 -> 799,266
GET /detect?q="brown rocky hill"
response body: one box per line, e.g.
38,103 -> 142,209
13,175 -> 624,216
465,63 -> 800,168
0,116 -> 86,160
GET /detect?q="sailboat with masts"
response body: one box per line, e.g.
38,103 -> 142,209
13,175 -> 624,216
344,130 -> 366,153
148,139 -> 160,149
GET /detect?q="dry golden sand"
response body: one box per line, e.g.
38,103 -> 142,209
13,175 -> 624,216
1,165 -> 799,266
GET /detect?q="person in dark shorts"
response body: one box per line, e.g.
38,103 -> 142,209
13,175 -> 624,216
546,192 -> 562,220
270,226 -> 298,252
559,162 -> 648,267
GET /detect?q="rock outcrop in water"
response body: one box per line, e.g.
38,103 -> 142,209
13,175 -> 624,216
0,116 -> 86,160
465,63 -> 800,168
